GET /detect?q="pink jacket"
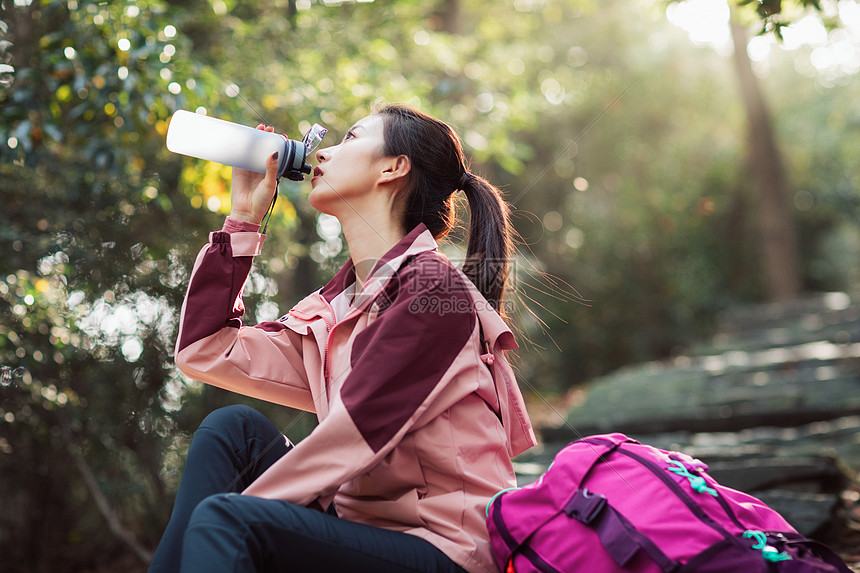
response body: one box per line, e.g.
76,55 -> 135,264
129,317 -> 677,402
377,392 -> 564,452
175,219 -> 536,573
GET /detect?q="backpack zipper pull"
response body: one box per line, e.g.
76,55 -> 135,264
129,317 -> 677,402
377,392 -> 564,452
743,530 -> 792,562
667,460 -> 718,497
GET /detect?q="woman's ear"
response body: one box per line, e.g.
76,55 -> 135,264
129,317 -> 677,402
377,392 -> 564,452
378,155 -> 411,186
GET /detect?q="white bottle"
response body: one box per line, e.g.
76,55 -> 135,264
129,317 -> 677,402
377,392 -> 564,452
165,110 -> 326,181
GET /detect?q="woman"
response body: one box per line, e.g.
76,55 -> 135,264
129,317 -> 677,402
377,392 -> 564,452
149,104 -> 536,573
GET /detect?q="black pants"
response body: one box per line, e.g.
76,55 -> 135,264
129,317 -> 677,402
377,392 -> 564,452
148,405 -> 468,573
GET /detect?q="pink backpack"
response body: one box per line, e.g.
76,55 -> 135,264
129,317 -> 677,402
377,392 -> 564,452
486,433 -> 850,573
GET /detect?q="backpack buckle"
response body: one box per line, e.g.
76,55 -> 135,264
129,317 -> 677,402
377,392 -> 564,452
564,488 -> 607,524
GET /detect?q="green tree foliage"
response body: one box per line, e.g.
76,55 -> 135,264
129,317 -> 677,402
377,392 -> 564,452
738,0 -> 831,36
2,0 -> 859,570
0,1 -> 317,569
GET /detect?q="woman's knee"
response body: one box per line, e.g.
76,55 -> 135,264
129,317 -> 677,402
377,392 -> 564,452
198,404 -> 264,433
189,405 -> 288,482
186,405 -> 268,466
182,494 -> 259,571
187,493 -> 241,529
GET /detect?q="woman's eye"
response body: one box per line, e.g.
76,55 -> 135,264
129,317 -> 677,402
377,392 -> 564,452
344,131 -> 356,141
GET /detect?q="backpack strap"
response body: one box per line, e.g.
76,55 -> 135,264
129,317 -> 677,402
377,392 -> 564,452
565,488 -> 679,572
563,436 -> 680,573
485,435 -> 631,565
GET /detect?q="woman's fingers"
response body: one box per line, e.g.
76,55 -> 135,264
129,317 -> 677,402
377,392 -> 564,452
264,150 -> 280,189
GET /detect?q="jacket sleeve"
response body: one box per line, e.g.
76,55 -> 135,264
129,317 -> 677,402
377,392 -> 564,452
242,256 -> 477,505
174,224 -> 313,411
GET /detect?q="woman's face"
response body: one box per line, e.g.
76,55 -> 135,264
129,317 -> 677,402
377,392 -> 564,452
309,114 -> 390,216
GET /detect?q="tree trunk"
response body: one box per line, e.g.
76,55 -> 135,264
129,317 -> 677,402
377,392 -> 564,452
729,18 -> 802,302
433,0 -> 461,34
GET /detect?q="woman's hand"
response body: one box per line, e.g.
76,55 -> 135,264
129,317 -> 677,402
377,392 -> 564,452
229,124 -> 281,225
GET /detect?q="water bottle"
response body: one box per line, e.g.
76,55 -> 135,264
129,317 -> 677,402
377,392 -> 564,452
166,109 -> 327,181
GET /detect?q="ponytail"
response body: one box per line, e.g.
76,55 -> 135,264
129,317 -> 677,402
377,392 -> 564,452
460,172 -> 512,313
375,103 -> 514,313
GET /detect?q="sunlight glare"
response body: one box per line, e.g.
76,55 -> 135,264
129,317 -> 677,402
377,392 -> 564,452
665,0 -> 731,49
839,0 -> 860,37
121,337 -> 143,362
665,0 -> 860,79
747,35 -> 771,61
781,15 -> 829,49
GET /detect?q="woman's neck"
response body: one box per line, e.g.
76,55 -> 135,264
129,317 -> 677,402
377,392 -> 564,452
341,214 -> 406,291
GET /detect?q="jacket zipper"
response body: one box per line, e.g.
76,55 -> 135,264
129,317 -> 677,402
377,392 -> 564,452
322,303 -> 367,385
289,306 -> 336,382
323,321 -> 334,382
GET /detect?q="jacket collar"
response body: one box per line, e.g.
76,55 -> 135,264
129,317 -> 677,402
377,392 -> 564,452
311,223 -> 518,350
319,223 -> 438,306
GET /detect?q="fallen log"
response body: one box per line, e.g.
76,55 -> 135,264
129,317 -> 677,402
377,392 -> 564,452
547,349 -> 860,438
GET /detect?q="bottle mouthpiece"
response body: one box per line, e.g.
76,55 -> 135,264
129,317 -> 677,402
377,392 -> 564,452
303,124 -> 327,154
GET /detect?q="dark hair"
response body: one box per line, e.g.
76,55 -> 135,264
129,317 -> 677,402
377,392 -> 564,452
375,103 -> 513,311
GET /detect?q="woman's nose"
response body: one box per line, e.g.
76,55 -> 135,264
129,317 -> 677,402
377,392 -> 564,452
316,148 -> 330,163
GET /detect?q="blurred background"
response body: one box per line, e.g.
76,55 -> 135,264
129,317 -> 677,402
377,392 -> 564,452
2,0 -> 860,570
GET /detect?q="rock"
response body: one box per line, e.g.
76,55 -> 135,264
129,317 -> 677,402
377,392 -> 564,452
752,490 -> 841,537
547,293 -> 860,438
